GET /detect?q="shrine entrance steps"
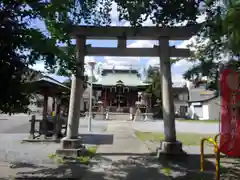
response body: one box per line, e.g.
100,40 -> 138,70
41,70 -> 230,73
94,112 -> 130,121
108,112 -> 131,121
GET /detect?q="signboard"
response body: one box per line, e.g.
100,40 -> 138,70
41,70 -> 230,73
219,68 -> 240,156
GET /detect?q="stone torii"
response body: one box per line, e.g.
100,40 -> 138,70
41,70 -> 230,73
56,25 -> 200,157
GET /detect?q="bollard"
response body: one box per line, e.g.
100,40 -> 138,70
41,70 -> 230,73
214,133 -> 220,144
29,115 -> 36,139
200,138 -> 220,180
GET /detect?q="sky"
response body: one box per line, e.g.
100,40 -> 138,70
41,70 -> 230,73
31,2 -> 205,86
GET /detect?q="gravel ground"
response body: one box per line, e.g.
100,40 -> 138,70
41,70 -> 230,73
0,134 -> 59,164
0,115 -> 223,179
1,114 -> 33,133
0,115 -> 218,166
0,116 -> 108,179
0,115 -> 108,164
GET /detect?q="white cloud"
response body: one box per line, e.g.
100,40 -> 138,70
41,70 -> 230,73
101,39 -> 158,70
172,74 -> 188,87
100,41 -> 146,70
104,56 -> 140,66
128,40 -> 158,48
142,14 -> 206,85
144,58 -> 188,86
110,2 -> 120,26
146,58 -> 159,67
172,38 -> 195,69
31,61 -> 46,72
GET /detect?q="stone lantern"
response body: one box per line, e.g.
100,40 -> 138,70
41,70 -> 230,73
133,101 -> 144,121
142,93 -> 153,121
96,100 -> 105,120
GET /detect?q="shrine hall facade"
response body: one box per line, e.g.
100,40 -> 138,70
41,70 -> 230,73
91,68 -> 189,116
92,69 -> 148,112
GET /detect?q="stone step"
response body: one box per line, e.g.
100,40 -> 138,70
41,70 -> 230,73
86,112 -> 153,121
91,113 -> 132,121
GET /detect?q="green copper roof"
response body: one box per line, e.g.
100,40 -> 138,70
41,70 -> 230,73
93,72 -> 149,87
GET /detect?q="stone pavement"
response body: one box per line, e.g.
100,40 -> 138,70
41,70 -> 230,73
0,116 -> 107,179
81,121 -> 219,180
0,117 -> 239,179
82,121 -> 155,180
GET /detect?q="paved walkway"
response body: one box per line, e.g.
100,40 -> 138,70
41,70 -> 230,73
82,121 -> 154,180
81,122 -> 217,180
1,119 -> 236,179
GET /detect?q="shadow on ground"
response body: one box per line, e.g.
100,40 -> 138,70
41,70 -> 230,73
7,153 -> 240,179
5,133 -> 113,179
84,152 -> 240,180
10,162 -> 87,179
79,133 -> 114,145
0,119 -> 8,121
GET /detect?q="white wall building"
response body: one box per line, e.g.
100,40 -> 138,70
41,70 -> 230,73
80,87 -> 96,112
188,88 -> 220,120
172,87 -> 189,117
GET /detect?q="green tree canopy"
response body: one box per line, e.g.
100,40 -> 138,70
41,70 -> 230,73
1,0 -> 204,113
183,0 -> 240,90
145,66 -> 161,103
145,58 -> 179,104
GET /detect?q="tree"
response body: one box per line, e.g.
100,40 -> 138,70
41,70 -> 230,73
145,66 -> 163,118
145,66 -> 161,103
183,0 -> 240,91
0,0 -> 111,114
1,0 -> 204,114
145,57 -> 180,102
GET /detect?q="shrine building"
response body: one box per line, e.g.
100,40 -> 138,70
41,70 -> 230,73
91,68 -> 189,116
92,68 -> 149,112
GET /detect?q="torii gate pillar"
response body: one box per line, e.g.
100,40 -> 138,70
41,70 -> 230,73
56,37 -> 86,157
157,37 -> 184,156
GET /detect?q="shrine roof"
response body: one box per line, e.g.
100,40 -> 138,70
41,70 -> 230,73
30,76 -> 70,94
101,69 -> 139,75
93,70 -> 149,87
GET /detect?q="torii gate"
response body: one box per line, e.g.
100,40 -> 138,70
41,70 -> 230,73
57,25 -> 200,156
